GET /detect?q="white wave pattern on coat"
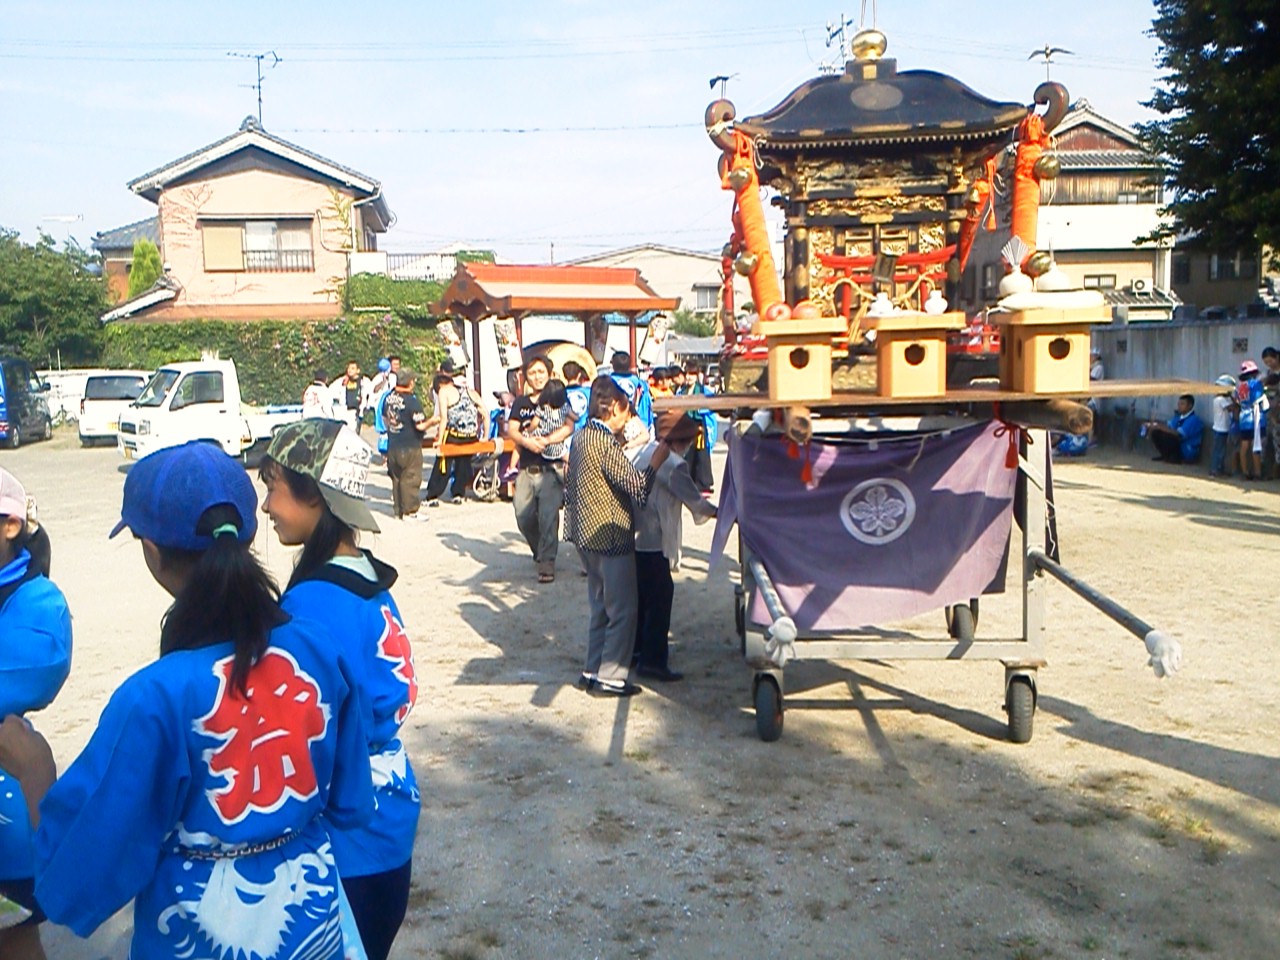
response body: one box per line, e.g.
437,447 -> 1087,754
157,842 -> 340,960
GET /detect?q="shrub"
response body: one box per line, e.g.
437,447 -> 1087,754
343,273 -> 443,324
102,314 -> 443,406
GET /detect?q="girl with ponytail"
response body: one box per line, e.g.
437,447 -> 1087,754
260,419 -> 418,960
0,441 -> 373,960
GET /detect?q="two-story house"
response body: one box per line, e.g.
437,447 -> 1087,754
1035,101 -> 1179,322
96,116 -> 391,322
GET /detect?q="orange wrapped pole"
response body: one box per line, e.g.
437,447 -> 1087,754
706,98 -> 783,319
1009,82 -> 1068,267
958,157 -> 997,273
1010,111 -> 1047,258
723,132 -> 783,317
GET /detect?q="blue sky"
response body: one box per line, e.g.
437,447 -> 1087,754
0,0 -> 1165,262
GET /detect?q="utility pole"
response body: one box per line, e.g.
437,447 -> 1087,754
227,50 -> 281,126
550,241 -> 555,265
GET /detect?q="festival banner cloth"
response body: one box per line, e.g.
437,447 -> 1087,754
711,421 -> 1016,631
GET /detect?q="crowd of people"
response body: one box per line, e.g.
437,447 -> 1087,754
0,345 -> 723,955
1136,349 -> 1279,480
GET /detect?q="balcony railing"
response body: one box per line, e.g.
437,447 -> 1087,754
245,249 -> 315,272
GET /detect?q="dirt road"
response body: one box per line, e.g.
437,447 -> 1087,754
8,428 -> 1278,959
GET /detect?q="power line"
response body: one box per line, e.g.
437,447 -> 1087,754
277,123 -> 700,135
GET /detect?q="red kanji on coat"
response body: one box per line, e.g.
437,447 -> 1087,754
197,650 -> 329,825
377,606 -> 417,724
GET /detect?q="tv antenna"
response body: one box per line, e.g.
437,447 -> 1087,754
1028,44 -> 1074,80
825,13 -> 856,61
227,50 -> 281,126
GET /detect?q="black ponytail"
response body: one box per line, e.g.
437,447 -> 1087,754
158,504 -> 287,696
259,457 -> 357,591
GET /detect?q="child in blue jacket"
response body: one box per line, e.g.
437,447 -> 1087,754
0,468 -> 71,960
261,419 -> 420,960
0,443 -> 373,960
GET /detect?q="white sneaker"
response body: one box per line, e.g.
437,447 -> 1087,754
406,511 -> 429,522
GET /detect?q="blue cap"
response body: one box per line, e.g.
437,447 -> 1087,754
109,441 -> 258,550
377,357 -> 391,373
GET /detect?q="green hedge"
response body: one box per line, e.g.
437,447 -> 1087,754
103,315 -> 444,407
343,273 -> 443,324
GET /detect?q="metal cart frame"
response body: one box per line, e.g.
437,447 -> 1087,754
734,424 -> 1050,743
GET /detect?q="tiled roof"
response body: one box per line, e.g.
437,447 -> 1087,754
130,117 -> 378,194
436,263 -> 681,317
1058,150 -> 1155,170
568,243 -> 721,265
125,117 -> 390,230
1103,287 -> 1180,308
91,217 -> 160,252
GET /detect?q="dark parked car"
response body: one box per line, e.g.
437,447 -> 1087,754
0,356 -> 54,448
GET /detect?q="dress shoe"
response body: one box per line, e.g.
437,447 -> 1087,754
637,665 -> 684,683
589,679 -> 642,697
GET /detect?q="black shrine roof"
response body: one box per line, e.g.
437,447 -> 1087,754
738,59 -> 1027,150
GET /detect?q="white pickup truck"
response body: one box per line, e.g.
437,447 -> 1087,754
117,359 -> 303,463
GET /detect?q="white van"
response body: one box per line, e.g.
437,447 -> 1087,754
79,371 -> 149,446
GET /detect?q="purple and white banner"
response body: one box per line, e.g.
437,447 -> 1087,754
712,422 -> 1016,631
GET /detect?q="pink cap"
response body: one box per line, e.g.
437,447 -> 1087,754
0,466 -> 27,518
1241,360 -> 1259,375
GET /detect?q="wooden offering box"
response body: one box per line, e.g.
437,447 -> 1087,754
992,306 -> 1111,394
870,311 -> 967,399
758,315 -> 848,403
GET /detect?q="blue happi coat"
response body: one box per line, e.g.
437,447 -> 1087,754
281,553 -> 419,877
0,548 -> 72,883
34,617 -> 373,960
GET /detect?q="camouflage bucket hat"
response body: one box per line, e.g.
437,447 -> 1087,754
267,419 -> 380,533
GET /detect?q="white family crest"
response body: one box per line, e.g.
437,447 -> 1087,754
839,478 -> 916,545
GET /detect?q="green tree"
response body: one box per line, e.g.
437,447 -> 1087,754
0,229 -> 108,364
670,307 -> 717,337
1137,2 -> 1279,258
127,237 -> 163,298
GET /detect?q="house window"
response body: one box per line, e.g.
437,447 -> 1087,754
200,219 -> 315,272
1083,274 -> 1117,290
244,220 -> 314,272
1172,257 -> 1191,284
693,284 -> 720,312
1209,252 -> 1258,282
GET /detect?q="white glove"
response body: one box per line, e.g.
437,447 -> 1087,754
1144,630 -> 1182,679
764,616 -> 798,668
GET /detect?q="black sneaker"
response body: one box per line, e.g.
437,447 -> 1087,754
590,679 -> 642,697
576,673 -> 597,691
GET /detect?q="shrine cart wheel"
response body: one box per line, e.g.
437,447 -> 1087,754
1005,676 -> 1035,744
754,675 -> 784,742
945,598 -> 980,641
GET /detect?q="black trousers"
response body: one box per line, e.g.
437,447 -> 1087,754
343,858 -> 412,960
684,433 -> 715,490
634,549 -> 675,670
1151,431 -> 1185,463
424,432 -> 475,501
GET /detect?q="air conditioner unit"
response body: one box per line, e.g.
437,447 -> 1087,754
1131,278 -> 1152,295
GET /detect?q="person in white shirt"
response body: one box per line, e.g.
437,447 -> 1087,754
302,369 -> 338,419
1209,373 -> 1238,477
329,361 -> 373,433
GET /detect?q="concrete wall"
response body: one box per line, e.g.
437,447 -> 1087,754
1092,317 -> 1280,422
